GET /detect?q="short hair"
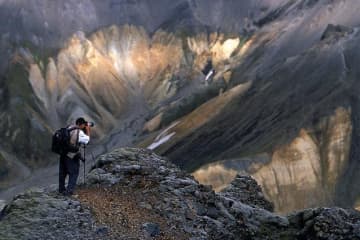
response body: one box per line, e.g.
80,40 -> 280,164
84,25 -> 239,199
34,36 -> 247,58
76,117 -> 86,125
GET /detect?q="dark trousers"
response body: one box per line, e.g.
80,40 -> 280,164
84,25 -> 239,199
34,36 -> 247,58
59,153 -> 80,194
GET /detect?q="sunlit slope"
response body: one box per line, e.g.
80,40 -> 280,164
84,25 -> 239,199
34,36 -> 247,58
0,24 -> 247,189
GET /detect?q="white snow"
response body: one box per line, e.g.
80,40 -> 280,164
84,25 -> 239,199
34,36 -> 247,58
147,132 -> 176,150
0,199 -> 5,211
205,69 -> 214,82
147,121 -> 179,150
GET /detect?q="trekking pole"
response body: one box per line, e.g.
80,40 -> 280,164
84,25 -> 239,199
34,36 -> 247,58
83,145 -> 86,185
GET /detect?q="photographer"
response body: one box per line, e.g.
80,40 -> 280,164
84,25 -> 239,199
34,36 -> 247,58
59,117 -> 92,196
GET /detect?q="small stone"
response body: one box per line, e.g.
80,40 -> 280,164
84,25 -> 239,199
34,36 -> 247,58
122,165 -> 141,173
96,226 -> 109,235
112,164 -> 122,173
139,202 -> 153,210
142,222 -> 160,237
207,207 -> 220,219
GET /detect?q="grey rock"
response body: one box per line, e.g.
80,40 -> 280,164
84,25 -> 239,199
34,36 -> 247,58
139,202 -> 153,210
0,190 -> 98,239
87,168 -> 120,185
121,165 -> 142,174
3,148 -> 360,240
303,208 -> 316,221
95,226 -> 109,236
142,222 -> 160,237
220,175 -> 274,211
207,207 -> 220,219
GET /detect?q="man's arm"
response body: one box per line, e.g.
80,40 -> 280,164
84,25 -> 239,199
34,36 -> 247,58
85,125 -> 91,138
78,127 -> 90,145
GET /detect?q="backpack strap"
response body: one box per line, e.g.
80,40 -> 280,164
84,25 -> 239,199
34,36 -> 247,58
67,125 -> 79,132
67,125 -> 80,147
75,129 -> 80,147
66,126 -> 81,156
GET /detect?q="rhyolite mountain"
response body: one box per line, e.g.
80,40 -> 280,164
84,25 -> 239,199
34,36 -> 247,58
1,0 -> 360,213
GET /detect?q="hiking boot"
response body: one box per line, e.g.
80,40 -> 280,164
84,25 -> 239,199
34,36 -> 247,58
63,191 -> 74,197
58,189 -> 66,195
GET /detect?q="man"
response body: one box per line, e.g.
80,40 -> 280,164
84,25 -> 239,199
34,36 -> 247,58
59,117 -> 90,196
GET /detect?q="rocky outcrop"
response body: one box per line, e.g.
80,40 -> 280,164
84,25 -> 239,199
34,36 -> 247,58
219,175 -> 274,212
0,188 -> 101,240
288,207 -> 360,240
1,148 -> 360,239
85,148 -> 267,239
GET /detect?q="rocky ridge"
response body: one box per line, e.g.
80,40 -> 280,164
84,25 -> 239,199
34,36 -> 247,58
1,148 -> 360,239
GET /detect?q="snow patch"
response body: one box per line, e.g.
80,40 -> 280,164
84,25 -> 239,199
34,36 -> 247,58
147,132 -> 176,150
205,69 -> 215,82
147,121 -> 180,150
0,199 -> 5,211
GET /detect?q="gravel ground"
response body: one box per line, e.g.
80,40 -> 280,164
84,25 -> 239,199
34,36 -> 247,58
76,183 -> 189,240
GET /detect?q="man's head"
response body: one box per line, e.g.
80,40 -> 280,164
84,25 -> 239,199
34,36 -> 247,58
75,117 -> 87,128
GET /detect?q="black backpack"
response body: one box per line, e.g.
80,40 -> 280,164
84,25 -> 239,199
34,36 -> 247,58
51,126 -> 79,155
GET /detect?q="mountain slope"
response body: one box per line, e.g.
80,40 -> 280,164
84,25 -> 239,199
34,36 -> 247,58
2,0 -> 360,213
137,0 -> 360,212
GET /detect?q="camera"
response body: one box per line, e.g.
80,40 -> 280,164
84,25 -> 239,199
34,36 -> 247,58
86,122 -> 95,127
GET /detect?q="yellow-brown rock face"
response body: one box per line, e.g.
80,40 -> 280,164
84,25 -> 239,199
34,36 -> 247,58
254,107 -> 352,212
193,107 -> 352,213
20,25 -> 246,138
